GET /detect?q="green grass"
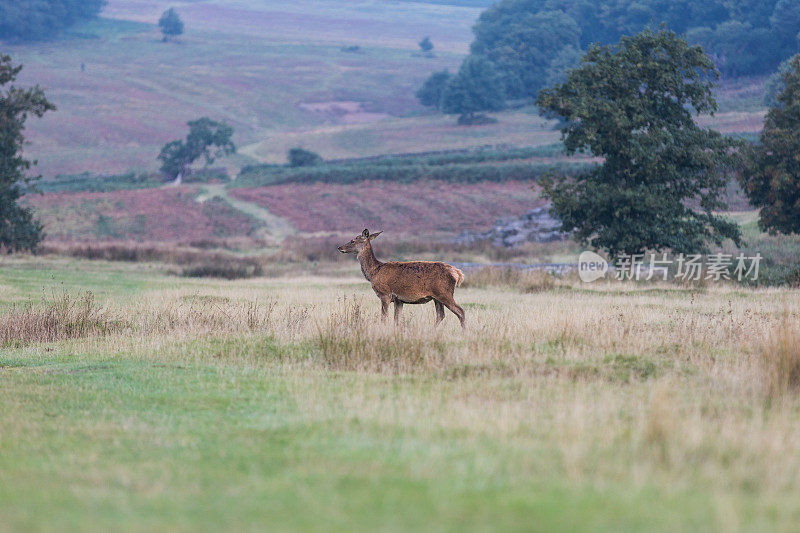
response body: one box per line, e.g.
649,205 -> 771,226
1,257 -> 800,530
0,353 -> 712,532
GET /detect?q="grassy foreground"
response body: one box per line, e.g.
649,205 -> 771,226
1,257 -> 800,531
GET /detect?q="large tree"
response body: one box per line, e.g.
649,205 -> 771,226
440,56 -> 506,124
741,55 -> 800,235
415,70 -> 450,110
158,118 -> 235,180
0,55 -> 55,251
536,28 -> 741,257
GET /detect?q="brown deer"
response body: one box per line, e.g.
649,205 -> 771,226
338,229 -> 466,328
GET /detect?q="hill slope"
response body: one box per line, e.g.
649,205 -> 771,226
9,0 -> 768,179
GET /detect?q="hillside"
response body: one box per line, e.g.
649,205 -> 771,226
8,0 -> 770,180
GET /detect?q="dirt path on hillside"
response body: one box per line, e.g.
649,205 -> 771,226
198,184 -> 295,241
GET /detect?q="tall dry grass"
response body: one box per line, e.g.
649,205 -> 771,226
0,292 -> 124,347
313,297 -> 444,372
0,291 -> 278,347
760,312 -> 800,403
460,266 -> 560,292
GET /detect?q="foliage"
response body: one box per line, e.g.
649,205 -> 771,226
429,0 -> 800,104
764,56 -> 795,107
181,257 -> 263,279
237,145 -> 582,187
742,56 -> 800,235
158,7 -> 184,41
238,160 -> 582,187
418,36 -> 434,53
471,8 -> 580,99
415,70 -> 451,109
36,172 -> 162,193
158,118 -> 235,180
0,55 -> 56,252
687,21 -> 777,77
0,0 -> 106,41
288,147 -> 323,167
537,29 -> 742,257
440,56 -> 506,122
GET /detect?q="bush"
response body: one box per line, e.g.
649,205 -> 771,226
288,148 -> 323,167
181,257 -> 264,279
457,113 -> 497,126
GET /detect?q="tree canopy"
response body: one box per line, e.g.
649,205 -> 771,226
536,28 -> 741,257
741,55 -> 800,235
0,0 -> 106,41
419,37 -> 434,53
158,8 -> 184,42
440,56 -> 506,123
420,0 -> 800,107
0,55 -> 56,251
158,118 -> 235,180
415,70 -> 451,110
471,8 -> 580,99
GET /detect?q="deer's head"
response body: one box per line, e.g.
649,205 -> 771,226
338,228 -> 382,254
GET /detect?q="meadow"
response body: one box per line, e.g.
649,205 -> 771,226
1,255 -> 800,530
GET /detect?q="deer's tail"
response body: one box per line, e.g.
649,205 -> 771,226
448,265 -> 464,287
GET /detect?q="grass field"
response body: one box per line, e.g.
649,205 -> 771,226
1,256 -> 800,530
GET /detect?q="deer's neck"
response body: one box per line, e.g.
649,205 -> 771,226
357,243 -> 382,282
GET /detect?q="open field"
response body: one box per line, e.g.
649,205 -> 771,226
7,0 -> 770,179
22,180 -> 549,243
9,0 -> 477,177
229,180 -> 545,236
1,257 -> 800,530
23,186 -> 263,243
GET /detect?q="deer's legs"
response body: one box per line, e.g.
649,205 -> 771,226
379,295 -> 391,323
394,300 -> 404,325
434,300 -> 445,326
440,295 -> 466,329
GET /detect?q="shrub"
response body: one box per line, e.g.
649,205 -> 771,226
457,113 -> 497,126
288,148 -> 323,167
181,258 -> 264,279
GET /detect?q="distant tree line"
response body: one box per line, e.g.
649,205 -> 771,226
419,0 -> 800,118
0,0 -> 106,41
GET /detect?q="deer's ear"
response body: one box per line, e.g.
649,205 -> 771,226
368,231 -> 382,241
362,229 -> 370,238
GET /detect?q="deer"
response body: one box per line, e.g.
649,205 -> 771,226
338,229 -> 466,328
